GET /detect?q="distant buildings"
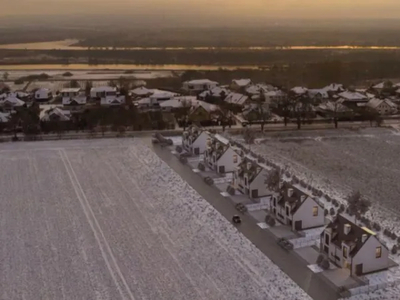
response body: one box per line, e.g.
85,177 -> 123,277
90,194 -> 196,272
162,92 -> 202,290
182,79 -> 218,93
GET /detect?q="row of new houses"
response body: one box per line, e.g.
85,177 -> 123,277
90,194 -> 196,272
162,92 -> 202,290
182,125 -> 390,276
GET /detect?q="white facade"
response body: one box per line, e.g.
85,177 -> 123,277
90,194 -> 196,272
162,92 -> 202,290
182,127 -> 209,155
182,80 -> 218,93
61,88 -> 82,105
321,215 -> 389,275
271,185 -> 324,231
35,88 -> 52,101
100,96 -> 125,106
214,147 -> 242,174
233,159 -> 271,198
90,86 -> 117,99
352,236 -> 389,275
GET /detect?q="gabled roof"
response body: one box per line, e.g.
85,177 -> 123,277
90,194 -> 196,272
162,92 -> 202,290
373,82 -> 385,89
317,101 -> 352,113
61,88 -> 81,93
322,83 -> 344,92
277,182 -> 314,214
308,89 -> 329,99
91,86 -> 117,93
41,107 -> 71,121
324,215 -> 382,256
265,90 -> 286,97
130,86 -> 153,96
184,79 -> 218,85
291,87 -> 308,94
237,157 -> 264,183
232,79 -> 251,87
338,91 -> 368,101
198,86 -> 229,98
367,98 -> 397,110
0,96 -> 25,107
224,92 -> 249,106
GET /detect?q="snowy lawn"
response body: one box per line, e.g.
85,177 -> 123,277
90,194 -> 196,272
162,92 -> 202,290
0,138 -> 310,300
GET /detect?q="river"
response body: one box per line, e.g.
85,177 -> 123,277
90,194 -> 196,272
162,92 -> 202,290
0,39 -> 400,51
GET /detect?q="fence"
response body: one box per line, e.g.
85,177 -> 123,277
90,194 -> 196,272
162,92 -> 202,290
246,203 -> 270,212
348,279 -> 400,296
291,236 -> 320,249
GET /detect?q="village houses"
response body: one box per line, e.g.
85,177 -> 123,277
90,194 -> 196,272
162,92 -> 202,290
271,182 -> 324,231
182,79 -> 219,94
320,214 -> 389,276
232,156 -> 271,199
182,125 -> 210,155
204,134 -> 242,174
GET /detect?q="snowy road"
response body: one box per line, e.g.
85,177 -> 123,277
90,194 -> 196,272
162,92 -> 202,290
0,139 -> 311,300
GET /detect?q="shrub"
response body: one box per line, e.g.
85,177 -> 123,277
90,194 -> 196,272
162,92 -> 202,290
258,157 -> 266,163
320,259 -> 330,270
292,176 -> 299,184
383,229 -> 391,237
204,177 -> 214,185
373,222 -> 382,232
266,217 -> 276,227
324,209 -> 329,216
392,245 -> 398,255
317,190 -> 323,197
299,180 -> 307,188
14,79 -> 24,84
62,71 -> 73,77
325,195 -> 332,202
226,185 -> 235,195
316,254 -> 324,265
175,145 -> 183,153
179,156 -> 188,164
397,236 -> 400,244
391,233 -> 397,240
330,207 -> 335,216
338,206 -> 345,214
198,162 -> 205,171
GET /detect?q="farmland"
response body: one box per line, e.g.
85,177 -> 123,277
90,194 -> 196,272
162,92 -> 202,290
231,128 -> 400,232
0,138 -> 309,300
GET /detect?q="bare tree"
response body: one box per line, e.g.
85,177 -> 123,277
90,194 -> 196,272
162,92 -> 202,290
243,128 -> 256,150
346,190 -> 371,224
265,168 -> 280,192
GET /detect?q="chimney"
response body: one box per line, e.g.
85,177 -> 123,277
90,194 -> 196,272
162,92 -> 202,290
288,188 -> 294,197
300,195 -> 306,201
362,234 -> 368,243
344,224 -> 351,235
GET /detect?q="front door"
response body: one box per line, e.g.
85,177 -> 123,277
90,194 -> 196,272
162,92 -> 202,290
294,220 -> 302,231
355,264 -> 363,275
218,165 -> 225,173
251,189 -> 258,198
194,147 -> 199,155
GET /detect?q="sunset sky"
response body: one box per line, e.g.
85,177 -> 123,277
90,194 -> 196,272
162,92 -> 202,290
1,0 -> 399,19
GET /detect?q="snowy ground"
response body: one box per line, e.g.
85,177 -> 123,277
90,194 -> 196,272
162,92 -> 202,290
229,128 -> 400,298
0,138 -> 310,300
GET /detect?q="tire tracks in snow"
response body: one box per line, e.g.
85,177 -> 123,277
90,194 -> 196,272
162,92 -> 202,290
59,149 -> 135,300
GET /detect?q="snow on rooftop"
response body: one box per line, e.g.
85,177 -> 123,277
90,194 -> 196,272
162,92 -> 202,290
184,79 -> 218,85
61,88 -> 81,93
130,86 -> 153,96
338,91 -> 368,101
224,92 -> 249,105
90,86 -> 117,92
214,134 -> 230,145
232,79 -> 251,87
291,87 -> 308,94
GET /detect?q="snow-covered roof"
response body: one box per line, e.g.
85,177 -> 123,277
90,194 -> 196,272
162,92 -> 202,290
36,88 -> 50,92
61,88 -> 81,93
317,101 -> 351,112
367,98 -> 397,110
224,92 -> 249,106
150,89 -> 179,98
396,88 -> 400,94
265,90 -> 286,97
159,96 -> 196,108
130,86 -> 153,96
322,83 -> 344,92
198,86 -> 229,98
0,96 -> 25,107
184,79 -> 218,85
213,134 -> 230,145
91,86 -> 117,93
338,91 -> 367,101
308,89 -> 329,98
373,82 -> 385,89
0,112 -> 10,123
190,100 -> 218,113
291,86 -> 308,94
232,79 -> 251,87
101,95 -> 125,106
41,107 -> 71,122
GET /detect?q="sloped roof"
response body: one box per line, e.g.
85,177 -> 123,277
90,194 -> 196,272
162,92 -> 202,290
91,86 -> 117,93
184,79 -> 218,85
61,88 -> 81,93
277,182 -> 314,214
130,86 -> 153,96
308,89 -> 329,98
232,79 -> 251,87
291,87 -> 308,94
338,91 -> 368,101
325,215 -> 380,256
237,157 -> 264,183
1,96 -> 25,107
41,107 -> 71,122
367,98 -> 397,110
317,101 -> 352,112
199,86 -> 229,98
322,83 -> 344,92
224,92 -> 249,105
373,82 -> 385,89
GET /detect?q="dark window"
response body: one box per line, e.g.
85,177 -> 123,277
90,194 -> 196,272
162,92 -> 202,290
286,206 -> 290,216
343,246 -> 348,259
376,247 -> 382,258
325,233 -> 329,245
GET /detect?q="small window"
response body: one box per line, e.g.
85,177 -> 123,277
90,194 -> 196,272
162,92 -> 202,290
285,206 -> 290,216
313,206 -> 318,216
233,155 -> 238,163
325,233 -> 330,245
343,246 -> 348,259
376,247 -> 382,258
273,198 -> 276,206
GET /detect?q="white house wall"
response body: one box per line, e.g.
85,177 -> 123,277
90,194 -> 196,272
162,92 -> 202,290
192,132 -> 209,154
216,148 -> 241,173
249,170 -> 270,198
352,236 -> 389,275
292,197 -> 324,230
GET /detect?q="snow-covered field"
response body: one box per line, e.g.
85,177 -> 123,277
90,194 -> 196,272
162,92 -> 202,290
0,138 -> 310,300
